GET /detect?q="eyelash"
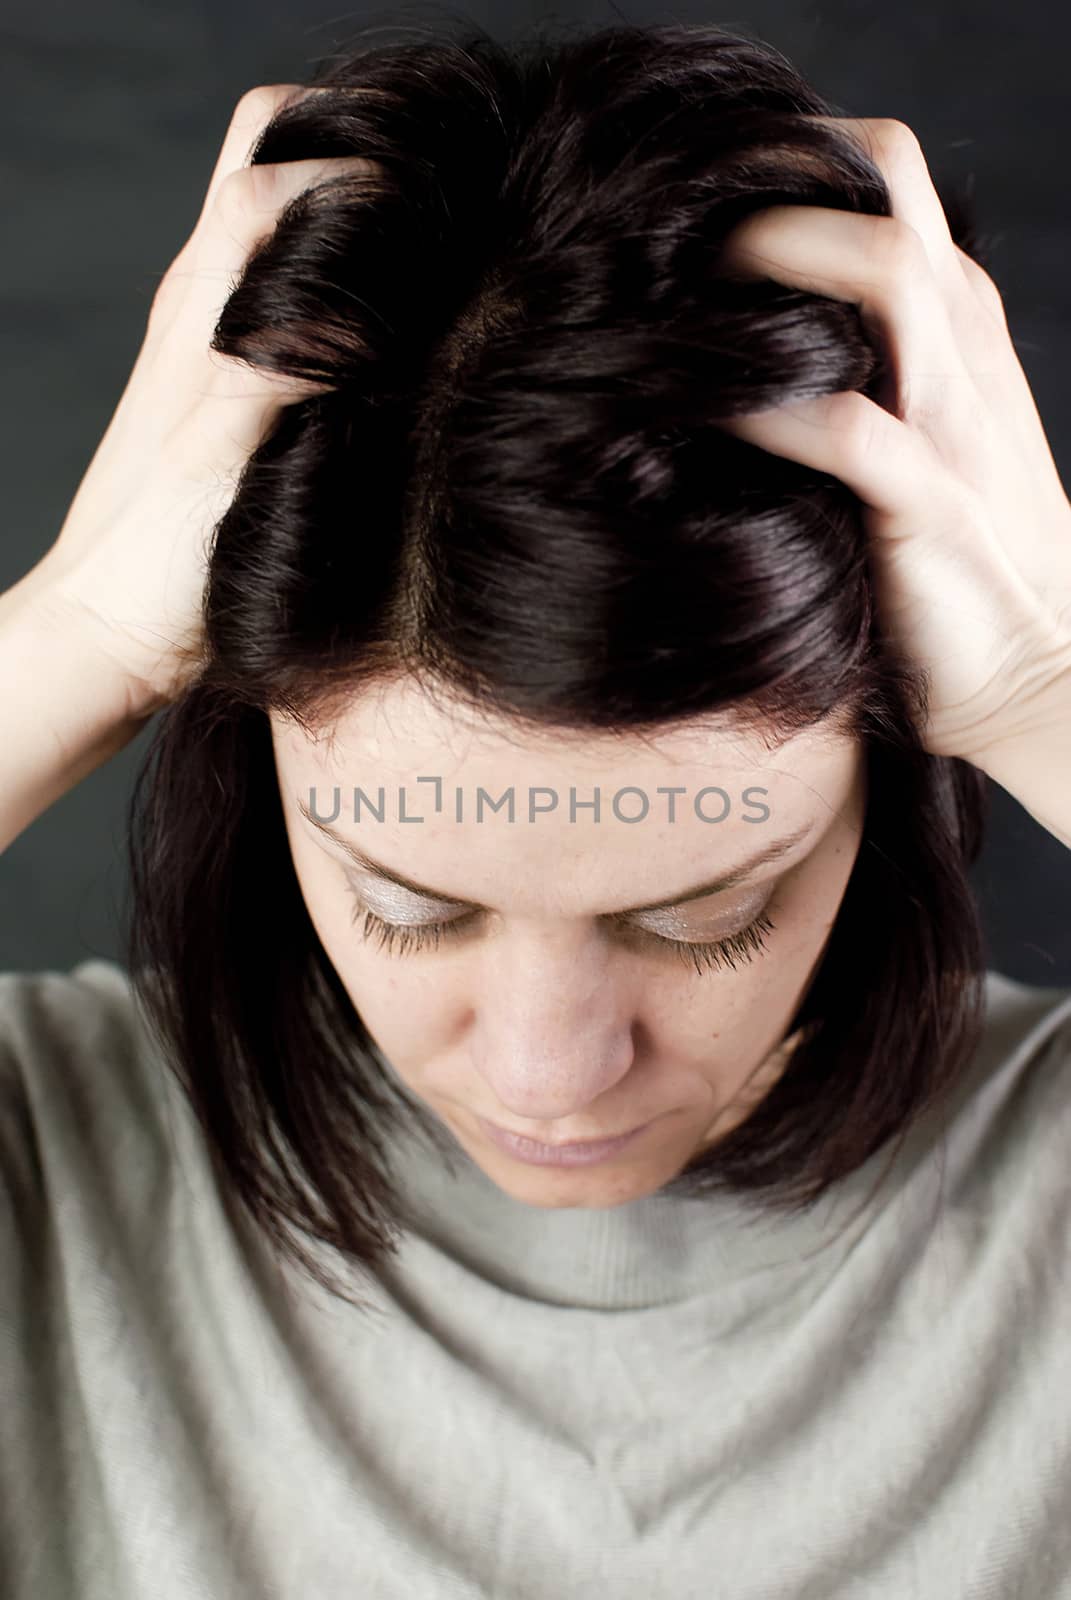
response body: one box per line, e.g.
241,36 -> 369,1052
346,895 -> 777,975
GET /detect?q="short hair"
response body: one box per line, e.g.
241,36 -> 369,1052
126,17 -> 992,1312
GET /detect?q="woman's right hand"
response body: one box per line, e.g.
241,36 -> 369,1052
26,84 -> 372,717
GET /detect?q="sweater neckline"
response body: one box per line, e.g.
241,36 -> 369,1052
379,1079 -> 939,1311
359,970 -> 1057,1312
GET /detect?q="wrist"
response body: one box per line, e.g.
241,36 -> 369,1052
3,558 -> 167,727
0,577 -> 159,853
11,553 -> 175,723
961,623 -> 1071,768
967,644 -> 1071,851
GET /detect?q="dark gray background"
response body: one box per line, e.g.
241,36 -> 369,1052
2,1 -> 1069,984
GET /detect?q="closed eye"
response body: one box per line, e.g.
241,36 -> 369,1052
345,894 -> 777,976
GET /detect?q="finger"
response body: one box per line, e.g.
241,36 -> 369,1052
159,151 -> 380,399
193,83 -> 314,234
201,151 -> 380,280
803,116 -> 1009,386
718,204 -> 976,439
718,390 -> 938,522
171,81 -> 370,301
802,117 -> 963,286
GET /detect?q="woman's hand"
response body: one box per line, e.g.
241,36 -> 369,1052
28,84 -> 373,716
714,117 -> 1071,770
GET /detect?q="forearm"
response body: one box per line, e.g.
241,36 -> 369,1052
0,564 -> 156,856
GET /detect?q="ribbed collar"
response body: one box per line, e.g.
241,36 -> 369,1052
385,1132 -> 912,1310
375,971 -> 1071,1312
378,1015 -> 969,1312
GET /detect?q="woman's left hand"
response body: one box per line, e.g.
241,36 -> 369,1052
715,117 -> 1071,768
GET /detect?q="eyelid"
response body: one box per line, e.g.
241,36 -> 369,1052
347,873 -> 459,924
351,871 -> 766,936
629,886 -> 768,938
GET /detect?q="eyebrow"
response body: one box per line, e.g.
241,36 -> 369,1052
296,797 -> 816,916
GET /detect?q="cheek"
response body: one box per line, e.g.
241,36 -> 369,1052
681,854 -> 851,1041
348,960 -> 463,1070
289,847 -> 462,1063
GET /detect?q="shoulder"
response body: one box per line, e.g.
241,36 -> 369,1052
0,957 -> 165,1123
0,958 -> 187,1229
0,956 -> 145,1065
934,967 -> 1071,1208
980,966 -> 1071,1052
974,967 -> 1071,1105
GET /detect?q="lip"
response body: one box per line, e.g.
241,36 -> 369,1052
476,1115 -> 652,1167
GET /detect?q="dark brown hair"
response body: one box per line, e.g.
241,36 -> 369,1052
126,17 -> 993,1311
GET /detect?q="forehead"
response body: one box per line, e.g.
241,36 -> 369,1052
270,677 -> 863,909
272,674 -> 847,770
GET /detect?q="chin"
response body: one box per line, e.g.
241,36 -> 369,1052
483,1152 -> 671,1210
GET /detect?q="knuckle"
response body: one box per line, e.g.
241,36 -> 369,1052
874,214 -> 929,281
213,165 -> 249,224
230,83 -> 299,127
224,154 -> 382,221
877,117 -> 922,148
867,120 -> 933,208
871,117 -> 925,167
215,161 -> 278,222
957,250 -> 1008,321
148,266 -> 181,322
831,393 -> 879,467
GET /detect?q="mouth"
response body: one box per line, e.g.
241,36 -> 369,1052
476,1115 -> 653,1168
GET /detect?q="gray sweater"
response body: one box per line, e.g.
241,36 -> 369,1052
2,958 -> 1071,1599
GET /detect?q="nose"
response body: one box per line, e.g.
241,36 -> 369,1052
469,934 -> 637,1121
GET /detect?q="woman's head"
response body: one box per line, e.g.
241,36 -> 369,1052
270,678 -> 868,1215
127,19 -> 991,1309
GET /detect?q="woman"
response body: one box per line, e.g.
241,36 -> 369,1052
2,21 -> 1070,1598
